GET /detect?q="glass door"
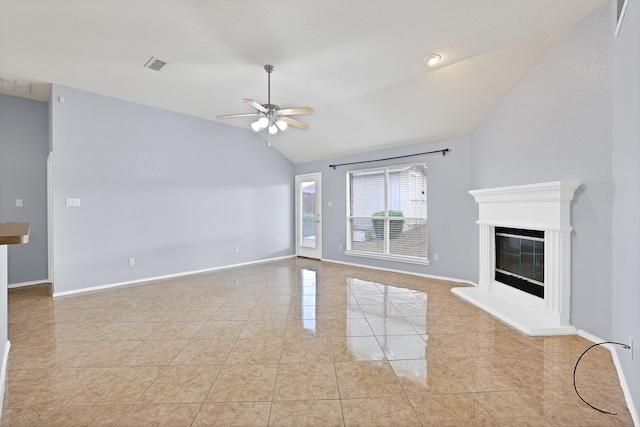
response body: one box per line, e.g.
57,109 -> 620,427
295,173 -> 322,259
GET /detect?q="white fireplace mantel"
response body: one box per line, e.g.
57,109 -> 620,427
452,181 -> 581,336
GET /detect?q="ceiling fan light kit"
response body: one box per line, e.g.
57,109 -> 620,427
276,120 -> 288,131
217,65 -> 313,138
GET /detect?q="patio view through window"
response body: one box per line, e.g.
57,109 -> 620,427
346,163 -> 428,263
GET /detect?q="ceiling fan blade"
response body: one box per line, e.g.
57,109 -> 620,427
216,113 -> 261,119
280,116 -> 310,130
243,98 -> 268,113
278,107 -> 314,116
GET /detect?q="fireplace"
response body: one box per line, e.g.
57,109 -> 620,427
495,227 -> 544,298
452,181 -> 580,336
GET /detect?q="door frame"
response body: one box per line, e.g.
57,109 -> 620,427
47,152 -> 54,292
295,173 -> 322,259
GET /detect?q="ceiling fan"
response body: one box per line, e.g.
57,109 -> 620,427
216,65 -> 313,139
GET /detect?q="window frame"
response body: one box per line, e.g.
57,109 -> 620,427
345,163 -> 430,265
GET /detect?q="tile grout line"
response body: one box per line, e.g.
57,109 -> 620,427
189,284 -> 256,425
263,291 -> 290,427
327,278 -> 348,427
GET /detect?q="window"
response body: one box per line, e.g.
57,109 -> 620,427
346,163 -> 428,264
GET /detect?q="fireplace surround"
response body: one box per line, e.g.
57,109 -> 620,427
452,181 -> 580,336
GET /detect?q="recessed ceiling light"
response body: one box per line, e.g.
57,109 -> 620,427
422,54 -> 441,66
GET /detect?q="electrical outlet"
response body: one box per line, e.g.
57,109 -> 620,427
16,199 -> 22,207
66,198 -> 81,207
433,254 -> 439,261
339,244 -> 343,250
630,337 -> 634,361
128,258 -> 135,266
235,246 -> 239,253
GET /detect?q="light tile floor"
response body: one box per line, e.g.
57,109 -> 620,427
1,258 -> 634,426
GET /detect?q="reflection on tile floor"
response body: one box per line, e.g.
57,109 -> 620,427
2,258 -> 634,426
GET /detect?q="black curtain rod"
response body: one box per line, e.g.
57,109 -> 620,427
329,148 -> 450,170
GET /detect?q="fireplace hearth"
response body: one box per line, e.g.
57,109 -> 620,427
452,181 -> 580,336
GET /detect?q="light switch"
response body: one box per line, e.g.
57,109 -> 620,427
328,201 -> 333,207
66,198 -> 81,207
16,199 -> 22,207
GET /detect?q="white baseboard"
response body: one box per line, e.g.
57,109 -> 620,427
0,340 -> 10,423
577,329 -> 604,344
577,330 -> 639,426
321,257 -> 477,287
52,255 -> 295,297
7,280 -> 50,289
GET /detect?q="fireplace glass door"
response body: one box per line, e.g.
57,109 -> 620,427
495,227 -> 544,298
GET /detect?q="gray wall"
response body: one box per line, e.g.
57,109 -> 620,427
611,0 -> 640,413
0,94 -> 49,284
294,137 -> 477,281
50,85 -> 295,294
469,3 -> 614,339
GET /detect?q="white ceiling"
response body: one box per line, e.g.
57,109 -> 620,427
0,0 -> 605,164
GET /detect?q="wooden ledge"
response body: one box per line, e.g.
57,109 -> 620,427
0,222 -> 30,245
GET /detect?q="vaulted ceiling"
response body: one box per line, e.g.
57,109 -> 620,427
0,0 -> 606,163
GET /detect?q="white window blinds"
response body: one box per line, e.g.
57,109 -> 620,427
347,164 -> 428,263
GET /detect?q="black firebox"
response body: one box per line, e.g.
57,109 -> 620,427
495,227 -> 545,298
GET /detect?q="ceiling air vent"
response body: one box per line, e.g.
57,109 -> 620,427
143,57 -> 168,71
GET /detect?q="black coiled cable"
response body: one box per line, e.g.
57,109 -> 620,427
573,341 -> 631,415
